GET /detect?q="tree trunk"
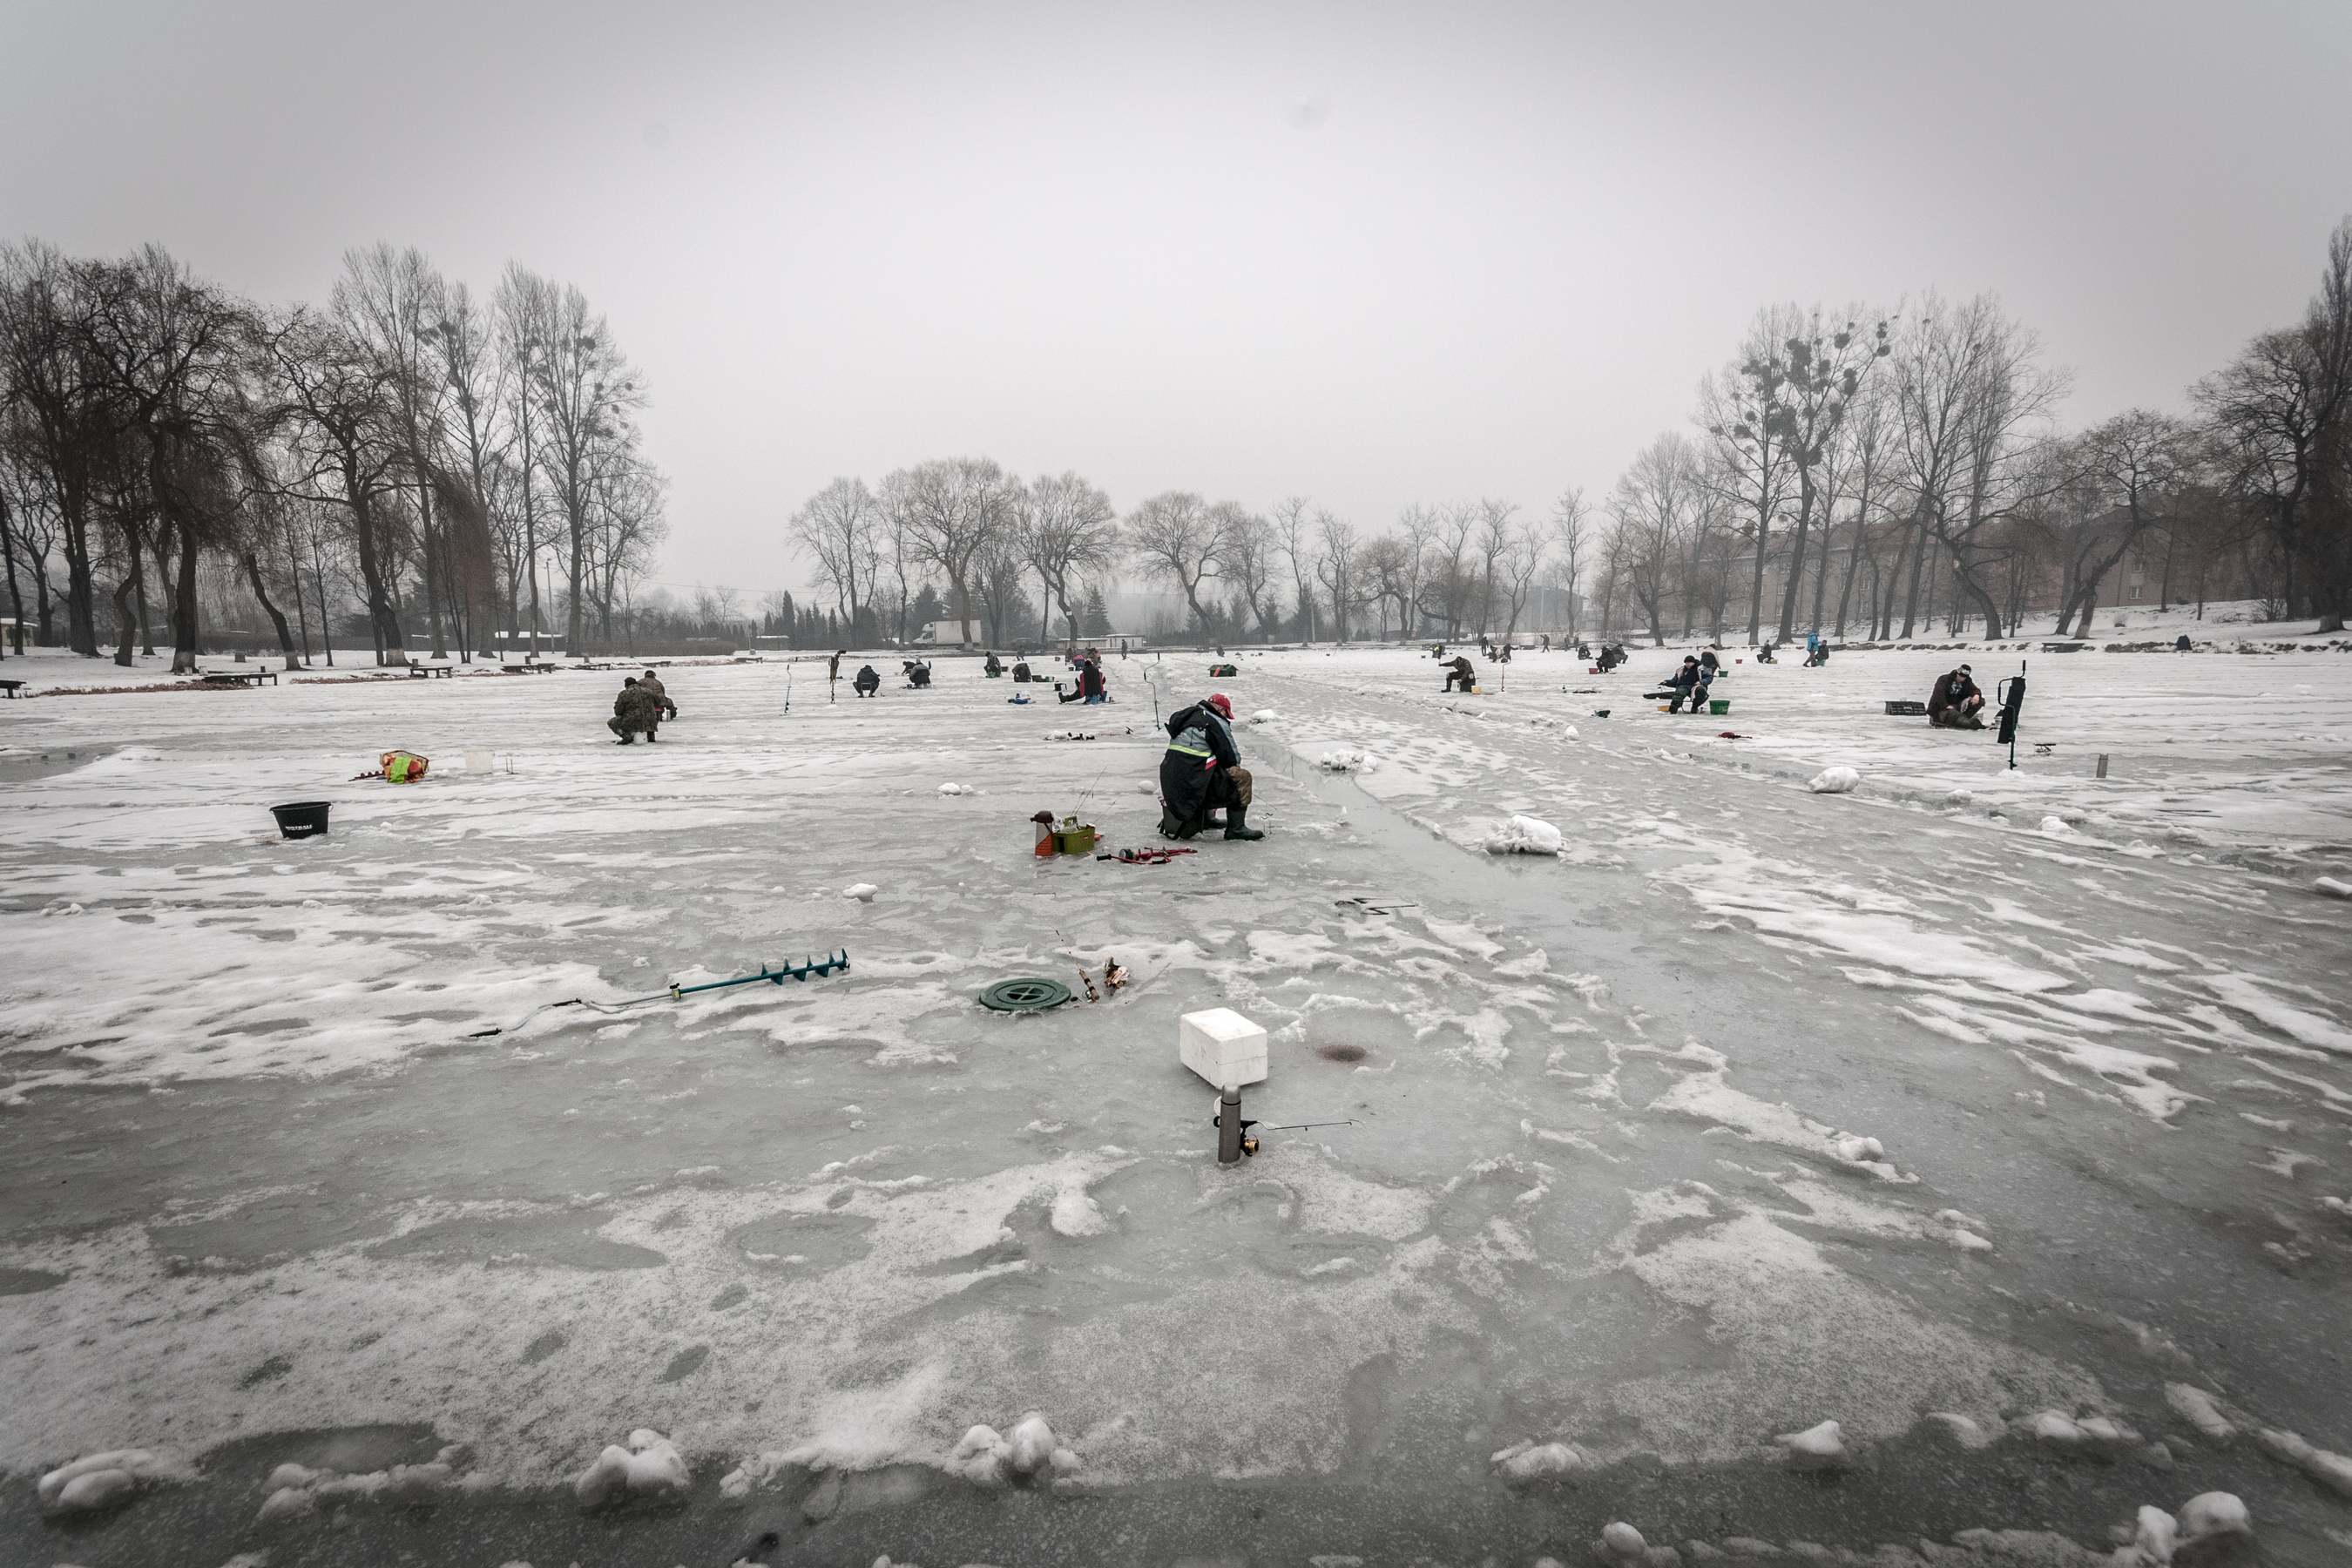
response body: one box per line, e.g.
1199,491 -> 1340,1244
1777,470 -> 1816,644
112,553 -> 140,666
170,516 -> 202,673
62,504 -> 99,655
0,488 -> 22,658
1898,516 -> 1930,638
242,551 -> 298,662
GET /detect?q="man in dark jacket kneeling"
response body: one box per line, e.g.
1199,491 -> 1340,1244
1159,693 -> 1263,841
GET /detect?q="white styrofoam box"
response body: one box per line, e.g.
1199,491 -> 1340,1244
1179,1007 -> 1268,1088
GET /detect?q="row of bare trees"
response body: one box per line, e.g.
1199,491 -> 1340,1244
787,457 -> 1602,648
1585,218 -> 2352,646
0,239 -> 666,666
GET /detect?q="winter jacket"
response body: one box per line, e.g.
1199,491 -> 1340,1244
1929,672 -> 1981,713
1160,702 -> 1243,828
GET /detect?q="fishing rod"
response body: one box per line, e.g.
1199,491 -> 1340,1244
1260,1119 -> 1361,1132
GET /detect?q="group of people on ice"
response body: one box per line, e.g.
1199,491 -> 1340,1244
607,670 -> 677,743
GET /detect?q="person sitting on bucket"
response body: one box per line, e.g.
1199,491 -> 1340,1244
854,663 -> 881,698
1443,654 -> 1476,692
639,668 -> 676,720
609,677 -> 661,744
1665,655 -> 1713,713
984,651 -> 1004,676
1928,663 -> 1987,728
1011,658 -> 1034,683
1159,693 -> 1263,841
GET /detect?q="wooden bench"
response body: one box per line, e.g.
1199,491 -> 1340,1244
500,662 -> 558,675
0,678 -> 24,699
409,663 -> 456,679
196,667 -> 277,687
2041,640 -> 2087,653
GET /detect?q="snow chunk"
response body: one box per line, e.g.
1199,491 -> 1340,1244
936,782 -> 977,796
1490,1439 -> 1587,1485
2315,875 -> 2352,900
952,1412 -> 1074,1486
574,1428 -> 690,1510
2165,1383 -> 2235,1441
1774,1418 -> 1848,1470
1923,1412 -> 1996,1450
2177,1491 -> 2250,1542
2039,814 -> 2075,836
1832,1134 -> 1883,1164
1316,748 -> 1372,773
1250,708 -> 1278,724
37,1449 -> 193,1515
1807,766 -> 1860,794
842,882 -> 879,902
2132,1505 -> 2178,1565
1484,814 -> 1564,855
2256,1427 -> 2352,1497
2017,1409 -> 2139,1456
1598,1521 -> 1649,1565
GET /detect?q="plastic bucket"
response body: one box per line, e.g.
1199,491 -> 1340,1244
272,801 -> 332,839
1708,699 -> 1730,715
1056,819 -> 1098,855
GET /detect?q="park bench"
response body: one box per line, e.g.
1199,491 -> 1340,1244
500,661 -> 558,675
195,667 -> 277,687
2041,640 -> 2087,652
0,678 -> 24,699
408,663 -> 456,679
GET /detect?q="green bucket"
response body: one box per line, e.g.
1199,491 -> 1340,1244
1708,698 -> 1730,715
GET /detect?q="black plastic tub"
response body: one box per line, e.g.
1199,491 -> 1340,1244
271,801 -> 332,839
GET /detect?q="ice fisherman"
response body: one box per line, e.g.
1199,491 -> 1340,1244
903,659 -> 933,689
639,668 -> 677,720
983,651 -> 1004,677
1698,649 -> 1722,682
1928,664 -> 1987,728
1159,693 -> 1265,841
1442,653 -> 1477,692
1058,654 -> 1107,704
853,663 -> 881,698
1665,655 -> 1713,713
608,677 -> 661,743
1011,658 -> 1035,683
1596,642 -> 1626,672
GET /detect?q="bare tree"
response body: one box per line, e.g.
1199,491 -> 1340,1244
1127,490 -> 1234,630
1608,432 -> 1698,645
335,244 -> 454,656
1271,495 -> 1317,639
512,279 -> 643,656
1217,504 -> 1281,638
883,456 -> 1011,645
1697,305 -> 1801,642
2044,409 -> 2185,634
1312,510 -> 1360,641
1716,307 -> 1891,643
1473,497 -> 1517,636
789,476 -> 881,631
2195,218 -> 2352,629
1550,487 -> 1589,640
1495,517 -> 1549,645
1015,470 -> 1119,640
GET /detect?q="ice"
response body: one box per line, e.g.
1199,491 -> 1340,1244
843,882 -> 880,902
1807,765 -> 1861,794
950,1412 -> 1072,1485
6,642 -> 2351,1558
1251,708 -> 1279,724
1484,814 -> 1564,855
936,782 -> 977,795
2131,1505 -> 2178,1565
2316,875 -> 2352,900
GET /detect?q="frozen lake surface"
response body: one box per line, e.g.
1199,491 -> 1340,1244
3,639 -> 2350,1565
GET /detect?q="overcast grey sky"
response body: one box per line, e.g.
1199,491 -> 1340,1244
5,1 -> 2348,596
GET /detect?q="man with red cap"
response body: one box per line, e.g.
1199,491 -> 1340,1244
1158,692 -> 1264,841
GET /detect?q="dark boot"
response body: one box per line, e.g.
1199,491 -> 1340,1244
1223,805 -> 1264,841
